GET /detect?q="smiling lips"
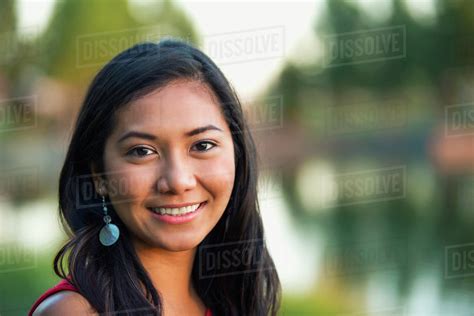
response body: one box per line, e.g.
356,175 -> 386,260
148,202 -> 207,224
149,202 -> 203,216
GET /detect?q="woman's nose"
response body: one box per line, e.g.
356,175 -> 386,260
157,153 -> 197,194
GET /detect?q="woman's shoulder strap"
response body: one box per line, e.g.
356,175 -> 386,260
28,278 -> 80,316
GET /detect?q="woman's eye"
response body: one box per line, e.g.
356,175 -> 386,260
127,147 -> 155,158
192,141 -> 216,152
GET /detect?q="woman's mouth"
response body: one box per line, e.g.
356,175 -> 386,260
147,201 -> 207,224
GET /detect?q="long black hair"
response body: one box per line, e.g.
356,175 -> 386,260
54,38 -> 281,315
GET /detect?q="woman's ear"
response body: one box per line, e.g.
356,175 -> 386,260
90,162 -> 107,196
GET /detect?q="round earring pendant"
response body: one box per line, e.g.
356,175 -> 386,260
99,223 -> 120,246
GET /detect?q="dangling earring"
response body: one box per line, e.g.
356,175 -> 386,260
99,195 -> 120,246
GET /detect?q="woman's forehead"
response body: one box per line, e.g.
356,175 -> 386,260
112,80 -> 230,137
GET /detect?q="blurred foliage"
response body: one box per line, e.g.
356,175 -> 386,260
0,0 -> 16,34
262,0 -> 474,312
0,245 -> 59,316
268,0 -> 474,216
38,0 -> 198,85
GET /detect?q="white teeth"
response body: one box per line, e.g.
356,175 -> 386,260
151,203 -> 202,216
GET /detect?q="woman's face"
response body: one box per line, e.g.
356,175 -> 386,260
94,79 -> 235,251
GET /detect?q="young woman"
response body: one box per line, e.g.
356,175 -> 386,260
28,39 -> 281,315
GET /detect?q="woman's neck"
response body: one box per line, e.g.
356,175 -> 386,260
132,238 -> 206,315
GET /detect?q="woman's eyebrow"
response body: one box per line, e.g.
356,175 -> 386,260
186,124 -> 223,137
117,124 -> 223,143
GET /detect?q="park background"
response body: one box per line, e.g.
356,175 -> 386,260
1,0 -> 474,315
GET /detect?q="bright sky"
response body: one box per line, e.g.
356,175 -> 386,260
172,0 -> 321,98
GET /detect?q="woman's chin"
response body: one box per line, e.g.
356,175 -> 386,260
154,237 -> 202,252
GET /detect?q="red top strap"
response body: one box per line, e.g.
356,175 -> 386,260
29,278 -> 213,316
28,278 -> 78,316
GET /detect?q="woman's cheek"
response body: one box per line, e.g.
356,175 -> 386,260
105,169 -> 153,227
105,166 -> 153,203
202,156 -> 235,197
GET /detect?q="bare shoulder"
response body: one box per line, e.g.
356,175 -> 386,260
32,291 -> 98,316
